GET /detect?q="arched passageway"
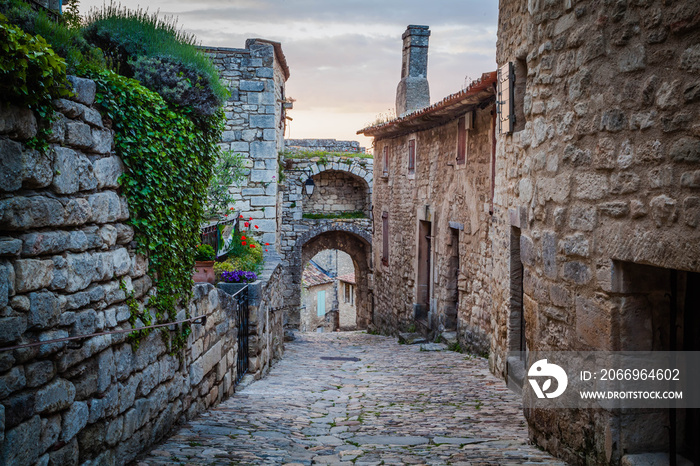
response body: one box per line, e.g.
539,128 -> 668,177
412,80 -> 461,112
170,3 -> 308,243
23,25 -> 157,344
287,223 -> 373,330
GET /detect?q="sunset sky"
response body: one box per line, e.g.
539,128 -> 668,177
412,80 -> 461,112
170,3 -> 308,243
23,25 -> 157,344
79,0 -> 498,149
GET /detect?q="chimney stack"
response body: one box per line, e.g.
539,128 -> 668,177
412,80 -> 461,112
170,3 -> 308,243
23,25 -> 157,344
396,25 -> 430,117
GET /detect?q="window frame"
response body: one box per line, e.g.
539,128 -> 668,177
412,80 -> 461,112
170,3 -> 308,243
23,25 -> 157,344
408,138 -> 416,176
382,211 -> 389,266
382,146 -> 389,177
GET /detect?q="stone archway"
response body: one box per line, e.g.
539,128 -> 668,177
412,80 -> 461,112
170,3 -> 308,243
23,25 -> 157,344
287,222 -> 373,330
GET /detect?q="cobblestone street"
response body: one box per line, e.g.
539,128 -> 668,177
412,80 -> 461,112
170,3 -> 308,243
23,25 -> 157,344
136,332 -> 564,465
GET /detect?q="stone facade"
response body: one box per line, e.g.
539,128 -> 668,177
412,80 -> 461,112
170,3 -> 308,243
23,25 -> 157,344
493,0 -> 700,463
0,78 -> 284,465
205,40 -> 290,247
361,73 -> 497,353
303,169 -> 370,216
277,156 -> 373,330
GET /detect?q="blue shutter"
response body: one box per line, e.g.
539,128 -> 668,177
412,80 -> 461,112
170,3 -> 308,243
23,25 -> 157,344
317,290 -> 326,316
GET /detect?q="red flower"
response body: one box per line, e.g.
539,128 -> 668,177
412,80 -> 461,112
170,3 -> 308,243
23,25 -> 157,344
254,225 -> 259,229
244,222 -> 249,227
249,217 -> 252,221
230,207 -> 234,211
241,241 -> 247,246
250,244 -> 255,248
239,215 -> 243,218
265,249 -> 268,252
265,243 -> 269,246
241,236 -> 246,240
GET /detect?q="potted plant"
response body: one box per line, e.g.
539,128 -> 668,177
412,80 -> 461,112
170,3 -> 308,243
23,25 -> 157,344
193,244 -> 216,284
217,269 -> 258,295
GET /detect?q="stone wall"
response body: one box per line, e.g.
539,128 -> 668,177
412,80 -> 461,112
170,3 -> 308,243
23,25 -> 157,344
205,40 -> 289,247
0,78 -> 282,465
285,139 -> 366,154
370,105 -> 495,352
300,282 -> 334,333
493,0 -> 700,463
303,170 -> 370,216
245,253 -> 285,380
277,157 -> 373,330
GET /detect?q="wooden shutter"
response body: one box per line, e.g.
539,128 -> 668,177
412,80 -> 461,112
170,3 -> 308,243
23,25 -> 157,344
382,212 -> 389,266
408,139 -> 416,173
317,290 -> 326,316
383,146 -> 389,176
456,117 -> 466,164
497,62 -> 515,134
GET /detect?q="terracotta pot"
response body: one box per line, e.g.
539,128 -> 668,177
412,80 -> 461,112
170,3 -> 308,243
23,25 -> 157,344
193,261 -> 215,284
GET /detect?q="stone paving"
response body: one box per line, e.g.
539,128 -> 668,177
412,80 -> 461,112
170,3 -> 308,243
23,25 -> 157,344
136,332 -> 566,465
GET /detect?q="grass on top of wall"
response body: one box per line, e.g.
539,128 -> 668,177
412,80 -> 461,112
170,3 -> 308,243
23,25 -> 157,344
281,150 -> 373,160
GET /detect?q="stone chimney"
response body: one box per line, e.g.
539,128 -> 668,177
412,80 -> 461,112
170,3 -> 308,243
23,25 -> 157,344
396,25 -> 431,117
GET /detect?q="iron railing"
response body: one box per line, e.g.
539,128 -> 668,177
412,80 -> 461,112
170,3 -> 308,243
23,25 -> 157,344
233,285 -> 250,384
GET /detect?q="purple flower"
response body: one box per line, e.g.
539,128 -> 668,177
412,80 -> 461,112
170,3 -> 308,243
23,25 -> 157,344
221,270 -> 257,283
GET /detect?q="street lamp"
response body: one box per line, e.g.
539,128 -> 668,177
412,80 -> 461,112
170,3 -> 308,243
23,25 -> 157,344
304,177 -> 315,196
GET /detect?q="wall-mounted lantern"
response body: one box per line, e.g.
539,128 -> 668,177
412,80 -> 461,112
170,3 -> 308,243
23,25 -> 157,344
304,177 -> 316,196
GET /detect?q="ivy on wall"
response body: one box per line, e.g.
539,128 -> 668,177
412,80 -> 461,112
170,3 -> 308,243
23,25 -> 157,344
90,68 -> 223,351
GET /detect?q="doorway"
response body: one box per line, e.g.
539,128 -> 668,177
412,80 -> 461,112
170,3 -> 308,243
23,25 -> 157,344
416,220 -> 432,322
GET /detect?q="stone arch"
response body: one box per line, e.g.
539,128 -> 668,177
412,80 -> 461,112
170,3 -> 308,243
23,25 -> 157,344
288,222 -> 373,330
299,162 -> 373,193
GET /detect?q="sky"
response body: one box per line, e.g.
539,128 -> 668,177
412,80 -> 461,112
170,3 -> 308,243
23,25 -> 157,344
79,0 -> 499,150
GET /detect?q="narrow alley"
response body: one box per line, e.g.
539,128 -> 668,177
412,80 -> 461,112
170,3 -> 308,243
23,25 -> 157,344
136,332 -> 564,465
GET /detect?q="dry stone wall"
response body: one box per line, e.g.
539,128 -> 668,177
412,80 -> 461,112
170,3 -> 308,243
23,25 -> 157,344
493,0 -> 700,463
0,77 -> 281,465
285,139 -> 366,154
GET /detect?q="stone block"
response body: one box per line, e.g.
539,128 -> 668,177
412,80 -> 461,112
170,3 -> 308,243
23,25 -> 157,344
619,45 -> 646,72
51,147 -> 81,194
0,139 -> 24,192
25,360 -> 55,388
600,109 -> 626,132
0,237 -> 21,257
68,76 -> 96,105
681,170 -> 700,188
35,378 -> 76,414
650,194 -> 677,227
250,195 -> 276,207
64,198 -> 91,226
568,205 -> 597,232
20,232 -> 69,257
49,438 -> 78,466
250,169 -> 276,183
683,196 -> 700,228
0,415 -> 41,466
28,291 -> 60,329
670,137 -> 700,163
14,259 -> 53,294
562,261 -> 592,284
88,191 -> 122,224
0,105 -> 37,140
575,296 -> 610,349
542,232 -> 557,279
113,247 -> 131,277
230,141 -> 249,153
65,121 -> 93,150
91,128 -> 112,154
0,365 -> 25,399
250,114 -> 275,129
574,172 -> 608,200
93,156 -> 123,188
250,140 -> 277,159
60,401 -> 88,442
82,106 -> 102,126
239,80 -> 264,92
0,315 -> 25,345
598,201 -> 629,218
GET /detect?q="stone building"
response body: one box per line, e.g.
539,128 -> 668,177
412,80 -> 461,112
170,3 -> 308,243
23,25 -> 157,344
337,273 -> 357,331
204,39 -> 291,248
492,0 -> 700,463
358,25 -> 497,352
361,11 -> 700,464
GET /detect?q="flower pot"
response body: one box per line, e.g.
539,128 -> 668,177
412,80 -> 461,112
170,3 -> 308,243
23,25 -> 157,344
193,261 -> 215,284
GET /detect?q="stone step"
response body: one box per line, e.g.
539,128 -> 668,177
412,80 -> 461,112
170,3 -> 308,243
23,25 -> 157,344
439,331 -> 458,346
398,332 -> 427,345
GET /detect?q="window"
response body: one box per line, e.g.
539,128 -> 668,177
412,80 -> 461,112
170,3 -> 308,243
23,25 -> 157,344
497,62 -> 514,134
456,115 -> 470,165
383,146 -> 389,177
317,290 -> 326,316
408,139 -> 416,175
382,212 -> 389,266
344,283 -> 354,305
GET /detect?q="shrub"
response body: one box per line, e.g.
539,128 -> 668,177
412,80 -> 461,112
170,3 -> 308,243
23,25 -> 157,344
195,244 -> 215,261
83,3 -> 228,115
220,270 -> 257,283
0,12 -> 71,149
0,0 -> 104,73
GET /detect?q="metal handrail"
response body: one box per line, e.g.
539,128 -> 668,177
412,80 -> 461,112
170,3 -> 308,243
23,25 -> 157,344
0,315 -> 207,353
